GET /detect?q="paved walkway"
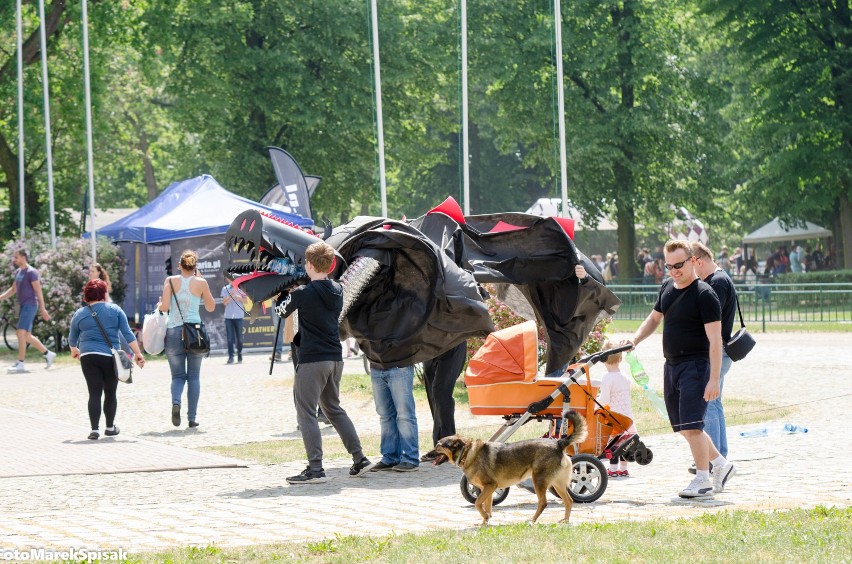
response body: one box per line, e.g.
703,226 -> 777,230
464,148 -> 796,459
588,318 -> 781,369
0,333 -> 849,555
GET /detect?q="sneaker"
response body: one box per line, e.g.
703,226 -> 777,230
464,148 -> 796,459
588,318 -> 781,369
188,421 -> 200,428
607,468 -> 619,478
237,354 -> 243,363
104,426 -> 120,437
171,404 -> 181,427
286,466 -> 328,484
7,361 -> 26,373
349,457 -> 375,477
617,469 -> 630,477
226,357 -> 234,364
269,352 -> 283,362
44,351 -> 56,369
688,462 -> 713,475
369,461 -> 398,472
393,462 -> 419,472
712,461 -> 736,493
679,476 -> 714,499
88,431 -> 99,440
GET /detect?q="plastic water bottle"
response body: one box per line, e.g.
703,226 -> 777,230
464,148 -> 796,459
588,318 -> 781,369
783,423 -> 808,434
626,352 -> 649,387
644,386 -> 668,418
739,427 -> 768,438
269,257 -> 300,276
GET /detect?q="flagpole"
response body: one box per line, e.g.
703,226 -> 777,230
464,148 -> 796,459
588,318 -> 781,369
554,0 -> 568,219
38,0 -> 57,247
461,0 -> 470,215
370,0 -> 387,218
16,0 -> 25,237
82,0 -> 97,261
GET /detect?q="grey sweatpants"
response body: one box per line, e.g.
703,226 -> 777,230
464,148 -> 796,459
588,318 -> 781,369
294,360 -> 364,471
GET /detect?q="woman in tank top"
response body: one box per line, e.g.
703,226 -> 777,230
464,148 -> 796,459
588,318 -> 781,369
158,250 -> 215,428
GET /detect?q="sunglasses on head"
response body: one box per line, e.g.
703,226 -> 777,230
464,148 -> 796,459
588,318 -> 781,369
664,257 -> 692,271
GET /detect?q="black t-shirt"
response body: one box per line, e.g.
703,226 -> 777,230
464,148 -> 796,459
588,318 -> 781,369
281,278 -> 343,364
704,269 -> 737,342
653,278 -> 721,363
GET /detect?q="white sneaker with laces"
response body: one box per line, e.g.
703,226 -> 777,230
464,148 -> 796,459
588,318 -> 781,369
7,361 -> 26,373
679,476 -> 714,499
44,351 -> 56,369
713,461 -> 736,493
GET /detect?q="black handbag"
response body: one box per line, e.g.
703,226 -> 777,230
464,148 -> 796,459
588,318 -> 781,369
168,278 -> 210,355
725,293 -> 756,362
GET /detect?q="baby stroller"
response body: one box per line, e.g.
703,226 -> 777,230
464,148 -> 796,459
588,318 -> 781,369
461,320 -> 653,506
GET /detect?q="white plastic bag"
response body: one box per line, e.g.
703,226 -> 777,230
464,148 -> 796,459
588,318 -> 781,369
141,309 -> 167,355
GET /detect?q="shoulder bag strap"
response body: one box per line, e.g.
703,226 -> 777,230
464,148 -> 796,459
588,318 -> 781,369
733,291 -> 746,329
167,277 -> 185,322
86,304 -> 115,349
663,282 -> 690,316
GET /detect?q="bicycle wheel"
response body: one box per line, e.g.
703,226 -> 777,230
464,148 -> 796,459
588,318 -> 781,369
3,321 -> 19,352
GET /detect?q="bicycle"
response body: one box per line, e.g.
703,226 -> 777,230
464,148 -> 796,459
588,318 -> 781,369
2,314 -> 65,352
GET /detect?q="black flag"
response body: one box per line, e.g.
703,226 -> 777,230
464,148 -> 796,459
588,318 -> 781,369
264,147 -> 314,220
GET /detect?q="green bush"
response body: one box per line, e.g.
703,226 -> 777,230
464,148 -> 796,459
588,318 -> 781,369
0,235 -> 127,348
776,270 -> 852,284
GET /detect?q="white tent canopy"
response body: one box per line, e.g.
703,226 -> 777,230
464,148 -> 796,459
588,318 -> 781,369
742,217 -> 832,244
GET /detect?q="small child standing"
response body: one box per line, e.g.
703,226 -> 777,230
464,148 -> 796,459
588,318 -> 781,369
598,341 -> 638,478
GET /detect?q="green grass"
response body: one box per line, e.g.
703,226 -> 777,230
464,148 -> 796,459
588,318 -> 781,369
134,506 -> 852,563
203,382 -> 793,465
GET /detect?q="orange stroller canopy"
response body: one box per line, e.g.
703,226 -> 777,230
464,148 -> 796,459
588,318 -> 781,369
465,320 -> 538,385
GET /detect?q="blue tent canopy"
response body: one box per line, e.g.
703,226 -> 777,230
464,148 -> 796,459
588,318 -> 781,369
94,175 -> 312,243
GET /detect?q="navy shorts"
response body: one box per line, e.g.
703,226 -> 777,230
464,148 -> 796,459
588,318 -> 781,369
17,303 -> 38,332
663,359 -> 709,432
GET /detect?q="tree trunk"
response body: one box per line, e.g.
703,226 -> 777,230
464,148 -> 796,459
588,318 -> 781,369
839,192 -> 851,269
615,179 -> 637,282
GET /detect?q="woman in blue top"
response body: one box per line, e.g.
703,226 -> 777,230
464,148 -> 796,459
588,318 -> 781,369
158,250 -> 215,428
69,279 -> 145,440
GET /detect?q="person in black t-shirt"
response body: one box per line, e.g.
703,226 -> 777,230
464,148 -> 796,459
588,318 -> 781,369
692,242 -> 737,462
627,240 -> 736,499
279,242 -> 375,484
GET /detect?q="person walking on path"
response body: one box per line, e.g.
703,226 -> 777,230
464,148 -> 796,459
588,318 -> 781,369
220,284 -> 247,364
627,240 -> 736,499
69,279 -> 145,440
158,250 -> 215,429
0,249 -> 56,373
278,242 -> 374,484
692,242 -> 737,464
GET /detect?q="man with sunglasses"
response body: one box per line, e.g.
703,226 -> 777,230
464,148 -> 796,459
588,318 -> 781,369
626,240 -> 735,499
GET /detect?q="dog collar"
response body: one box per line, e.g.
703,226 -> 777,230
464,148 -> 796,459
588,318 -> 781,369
457,444 -> 471,467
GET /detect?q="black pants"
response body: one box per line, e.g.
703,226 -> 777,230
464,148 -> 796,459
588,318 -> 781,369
81,354 -> 118,430
422,342 -> 467,445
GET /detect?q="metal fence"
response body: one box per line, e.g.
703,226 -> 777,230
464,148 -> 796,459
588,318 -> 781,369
608,283 -> 852,330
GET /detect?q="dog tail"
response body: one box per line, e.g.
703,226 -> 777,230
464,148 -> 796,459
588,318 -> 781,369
557,410 -> 588,452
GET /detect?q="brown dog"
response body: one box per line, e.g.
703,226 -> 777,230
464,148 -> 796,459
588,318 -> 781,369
427,410 -> 588,525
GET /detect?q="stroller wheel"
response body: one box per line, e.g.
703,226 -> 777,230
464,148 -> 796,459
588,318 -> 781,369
568,453 -> 608,503
460,475 -> 510,506
634,444 -> 654,466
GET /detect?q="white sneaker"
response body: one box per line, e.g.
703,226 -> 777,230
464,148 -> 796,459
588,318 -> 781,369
713,461 -> 736,493
679,476 -> 714,498
44,351 -> 56,369
7,361 -> 26,373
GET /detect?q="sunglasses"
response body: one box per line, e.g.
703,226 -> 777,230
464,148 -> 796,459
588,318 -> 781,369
664,257 -> 692,271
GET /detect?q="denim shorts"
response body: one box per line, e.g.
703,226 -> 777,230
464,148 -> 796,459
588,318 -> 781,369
17,303 -> 38,332
663,359 -> 710,432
